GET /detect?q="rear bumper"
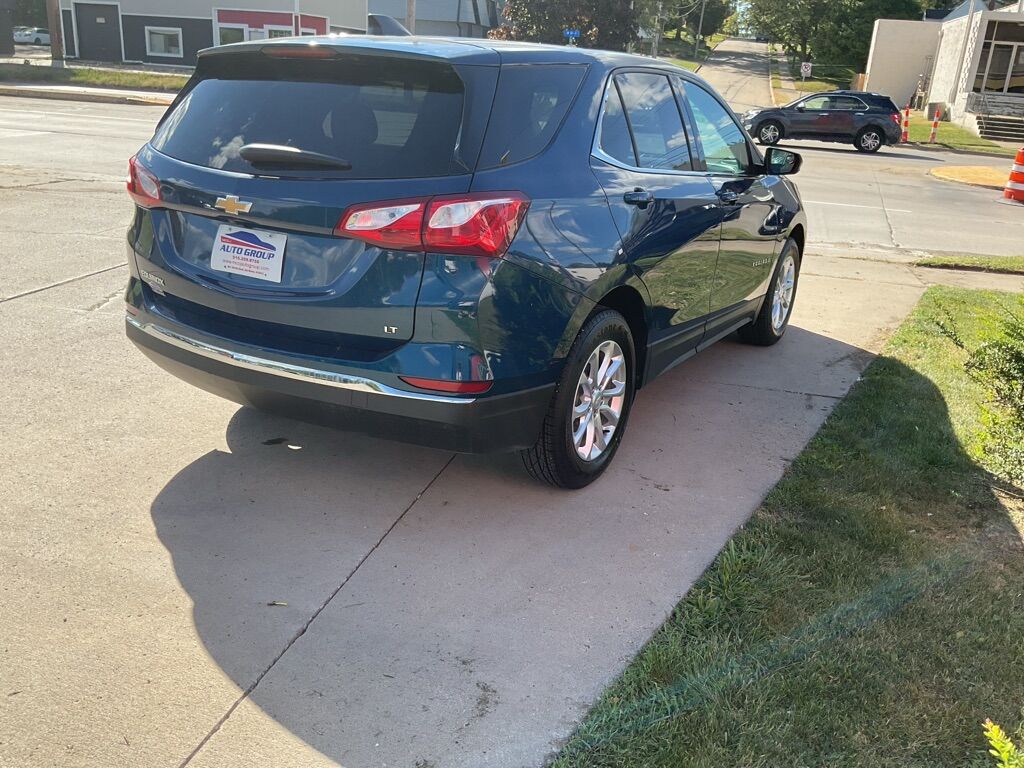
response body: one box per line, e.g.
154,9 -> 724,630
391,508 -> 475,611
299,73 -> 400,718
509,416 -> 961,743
127,314 -> 553,453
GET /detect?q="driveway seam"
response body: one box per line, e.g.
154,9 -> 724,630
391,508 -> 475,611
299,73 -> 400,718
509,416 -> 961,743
177,453 -> 457,768
0,263 -> 126,304
690,379 -> 844,400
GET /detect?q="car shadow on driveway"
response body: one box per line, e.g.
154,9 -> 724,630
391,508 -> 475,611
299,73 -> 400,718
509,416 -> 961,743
149,325 -> 882,766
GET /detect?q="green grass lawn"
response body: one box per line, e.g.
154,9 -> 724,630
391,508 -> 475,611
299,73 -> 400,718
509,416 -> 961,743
660,32 -> 726,72
907,111 -> 1017,157
786,58 -> 855,92
552,286 -> 1024,768
917,254 -> 1024,276
0,63 -> 187,92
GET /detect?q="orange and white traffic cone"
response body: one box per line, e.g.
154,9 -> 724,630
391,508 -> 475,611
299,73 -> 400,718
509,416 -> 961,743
901,106 -> 910,144
928,109 -> 940,144
1004,147 -> 1024,203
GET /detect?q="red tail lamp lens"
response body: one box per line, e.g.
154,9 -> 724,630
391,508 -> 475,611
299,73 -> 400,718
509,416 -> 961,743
424,193 -> 529,257
127,155 -> 161,208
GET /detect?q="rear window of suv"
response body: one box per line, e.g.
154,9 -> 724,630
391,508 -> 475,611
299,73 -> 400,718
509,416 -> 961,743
152,53 -> 469,179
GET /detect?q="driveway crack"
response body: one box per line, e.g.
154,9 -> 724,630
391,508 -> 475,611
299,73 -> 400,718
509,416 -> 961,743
177,454 -> 457,768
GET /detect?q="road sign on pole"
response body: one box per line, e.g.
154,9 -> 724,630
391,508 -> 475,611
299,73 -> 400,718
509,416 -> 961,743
562,28 -> 580,45
800,61 -> 812,81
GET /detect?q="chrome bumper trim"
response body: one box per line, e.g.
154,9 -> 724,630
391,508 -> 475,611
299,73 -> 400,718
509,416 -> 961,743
126,315 -> 477,405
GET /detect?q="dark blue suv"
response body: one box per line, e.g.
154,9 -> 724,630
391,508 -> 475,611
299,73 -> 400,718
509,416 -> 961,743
125,36 -> 807,488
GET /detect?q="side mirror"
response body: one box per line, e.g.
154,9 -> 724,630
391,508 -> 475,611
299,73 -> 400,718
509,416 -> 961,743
795,103 -> 806,112
765,147 -> 801,176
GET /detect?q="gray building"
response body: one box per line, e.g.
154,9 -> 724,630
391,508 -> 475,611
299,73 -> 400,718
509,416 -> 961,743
58,0 -> 368,65
368,0 -> 500,37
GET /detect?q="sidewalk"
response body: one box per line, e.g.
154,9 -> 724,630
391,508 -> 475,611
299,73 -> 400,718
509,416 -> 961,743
769,48 -> 800,106
0,82 -> 174,106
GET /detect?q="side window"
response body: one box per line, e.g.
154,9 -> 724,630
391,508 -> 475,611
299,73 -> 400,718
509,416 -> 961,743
681,82 -> 751,176
614,72 -> 692,171
598,83 -> 637,167
831,96 -> 865,111
800,95 -> 830,110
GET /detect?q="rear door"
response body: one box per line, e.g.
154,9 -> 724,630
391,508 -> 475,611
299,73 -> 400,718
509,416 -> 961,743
590,70 -> 722,376
679,79 -> 779,330
136,48 -> 495,347
826,95 -> 866,137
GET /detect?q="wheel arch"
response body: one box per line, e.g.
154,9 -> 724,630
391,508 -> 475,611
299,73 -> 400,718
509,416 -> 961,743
595,284 -> 650,388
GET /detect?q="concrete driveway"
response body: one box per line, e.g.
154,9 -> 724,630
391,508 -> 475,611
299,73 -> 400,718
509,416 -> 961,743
1,95 -> 1022,768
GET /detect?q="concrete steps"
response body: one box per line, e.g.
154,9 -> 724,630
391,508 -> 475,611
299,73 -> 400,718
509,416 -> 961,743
977,114 -> 1024,142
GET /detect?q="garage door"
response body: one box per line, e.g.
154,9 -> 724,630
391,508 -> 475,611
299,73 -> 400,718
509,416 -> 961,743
74,3 -> 122,62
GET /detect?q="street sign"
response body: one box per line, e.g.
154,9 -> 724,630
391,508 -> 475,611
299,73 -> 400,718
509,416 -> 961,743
563,28 -> 580,40
800,61 -> 813,80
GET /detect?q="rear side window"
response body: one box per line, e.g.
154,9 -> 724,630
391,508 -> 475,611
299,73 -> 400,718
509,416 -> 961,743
614,72 -> 692,172
830,96 -> 866,111
477,64 -> 587,168
152,54 -> 468,178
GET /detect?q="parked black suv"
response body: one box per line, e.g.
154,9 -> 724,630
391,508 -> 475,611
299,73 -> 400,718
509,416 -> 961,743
743,91 -> 902,153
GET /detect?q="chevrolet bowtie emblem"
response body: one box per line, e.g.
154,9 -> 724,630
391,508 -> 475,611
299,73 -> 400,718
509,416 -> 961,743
214,195 -> 253,215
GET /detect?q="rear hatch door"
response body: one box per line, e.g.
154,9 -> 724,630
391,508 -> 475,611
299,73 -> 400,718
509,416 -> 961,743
136,45 -> 497,349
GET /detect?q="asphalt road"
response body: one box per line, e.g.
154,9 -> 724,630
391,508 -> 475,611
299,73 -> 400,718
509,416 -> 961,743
1,93 -> 1021,768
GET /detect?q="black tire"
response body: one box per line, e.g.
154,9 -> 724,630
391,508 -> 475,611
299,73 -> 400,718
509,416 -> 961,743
855,126 -> 884,153
33,38 -> 41,45
757,120 -> 783,146
738,238 -> 801,346
520,309 -> 636,489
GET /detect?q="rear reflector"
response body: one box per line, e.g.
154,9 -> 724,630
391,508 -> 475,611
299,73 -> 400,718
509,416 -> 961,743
337,192 -> 530,258
127,154 -> 161,208
399,376 -> 493,395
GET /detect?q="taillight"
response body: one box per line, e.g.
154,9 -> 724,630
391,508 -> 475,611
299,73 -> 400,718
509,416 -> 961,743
337,192 -> 530,258
398,376 -> 493,395
424,193 -> 529,257
127,155 -> 161,208
890,112 -> 902,125
336,199 -> 425,250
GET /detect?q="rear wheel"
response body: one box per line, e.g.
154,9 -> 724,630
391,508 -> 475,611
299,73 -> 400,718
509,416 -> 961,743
521,310 -> 635,489
757,120 -> 783,146
855,126 -> 884,153
738,238 -> 800,346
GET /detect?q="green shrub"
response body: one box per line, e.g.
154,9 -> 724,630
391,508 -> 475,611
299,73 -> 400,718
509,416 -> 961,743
984,718 -> 1024,768
935,303 -> 1024,486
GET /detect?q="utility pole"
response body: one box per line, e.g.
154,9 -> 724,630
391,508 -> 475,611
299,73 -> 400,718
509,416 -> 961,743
693,0 -> 708,59
651,1 -> 662,57
45,0 -> 64,65
406,0 -> 416,34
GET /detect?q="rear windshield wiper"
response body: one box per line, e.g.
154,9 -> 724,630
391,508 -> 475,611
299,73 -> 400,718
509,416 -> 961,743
239,143 -> 352,171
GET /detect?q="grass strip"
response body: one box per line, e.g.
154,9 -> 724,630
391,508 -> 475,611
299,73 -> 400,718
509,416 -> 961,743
0,63 -> 187,92
552,286 -> 1024,768
916,255 -> 1024,276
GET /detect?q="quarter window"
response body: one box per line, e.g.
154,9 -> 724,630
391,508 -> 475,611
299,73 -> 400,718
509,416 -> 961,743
598,82 -> 637,167
830,96 -> 865,110
680,82 -> 751,176
613,72 -> 692,171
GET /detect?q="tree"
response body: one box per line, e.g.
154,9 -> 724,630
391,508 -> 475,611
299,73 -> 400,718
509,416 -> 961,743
15,0 -> 47,26
686,0 -> 732,47
489,0 -> 650,51
745,0 -> 828,59
812,0 -> 922,70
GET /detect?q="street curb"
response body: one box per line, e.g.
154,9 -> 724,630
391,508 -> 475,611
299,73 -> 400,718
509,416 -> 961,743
0,84 -> 173,106
906,141 -> 1018,160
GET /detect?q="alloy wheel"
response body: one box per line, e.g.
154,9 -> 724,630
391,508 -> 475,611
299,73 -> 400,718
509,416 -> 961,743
571,340 -> 627,461
860,131 -> 881,151
771,253 -> 796,332
760,124 -> 780,144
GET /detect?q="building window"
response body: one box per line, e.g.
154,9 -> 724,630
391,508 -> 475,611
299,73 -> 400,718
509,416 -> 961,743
217,25 -> 246,45
145,27 -> 183,58
974,21 -> 1024,95
267,28 -> 293,38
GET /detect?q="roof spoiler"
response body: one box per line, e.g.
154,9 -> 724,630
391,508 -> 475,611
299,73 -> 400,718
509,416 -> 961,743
367,14 -> 411,36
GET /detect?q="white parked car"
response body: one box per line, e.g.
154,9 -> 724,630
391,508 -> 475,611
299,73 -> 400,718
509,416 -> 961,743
13,27 -> 50,45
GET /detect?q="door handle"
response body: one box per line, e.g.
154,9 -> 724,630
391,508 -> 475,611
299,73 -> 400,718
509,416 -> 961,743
623,188 -> 654,207
716,189 -> 739,205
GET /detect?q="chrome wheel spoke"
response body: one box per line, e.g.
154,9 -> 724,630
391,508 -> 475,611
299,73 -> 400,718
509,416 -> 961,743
571,339 -> 626,461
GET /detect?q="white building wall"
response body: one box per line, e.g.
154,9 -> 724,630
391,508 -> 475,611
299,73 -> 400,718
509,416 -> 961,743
59,0 -> 368,31
864,19 -> 941,106
926,14 -> 968,108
